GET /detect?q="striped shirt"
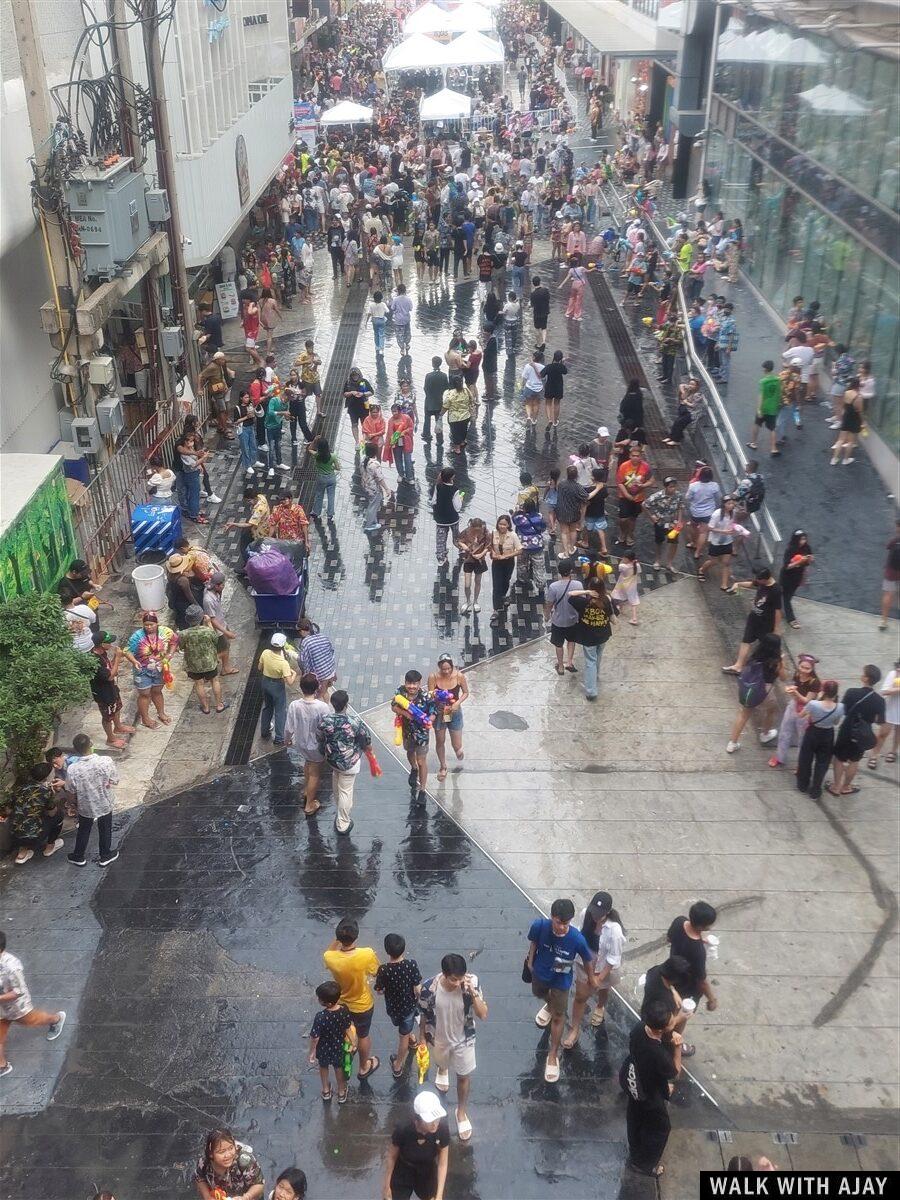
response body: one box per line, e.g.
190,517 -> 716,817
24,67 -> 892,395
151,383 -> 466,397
299,633 -> 336,682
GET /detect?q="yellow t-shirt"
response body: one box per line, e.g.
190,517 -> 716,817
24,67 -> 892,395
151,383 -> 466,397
258,649 -> 294,679
323,946 -> 380,1013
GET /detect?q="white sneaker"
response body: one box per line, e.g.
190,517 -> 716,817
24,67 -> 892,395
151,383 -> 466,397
14,850 -> 34,865
534,1004 -> 552,1028
473,603 -> 481,613
460,603 -> 471,614
760,729 -> 778,745
255,460 -> 267,468
842,457 -> 855,464
206,493 -> 223,504
277,462 -> 291,471
47,1011 -> 66,1040
245,467 -> 255,477
726,740 -> 741,753
267,468 -> 275,478
43,838 -> 65,857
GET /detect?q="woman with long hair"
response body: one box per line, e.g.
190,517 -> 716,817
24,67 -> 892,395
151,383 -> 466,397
194,1128 -> 263,1200
726,633 -> 785,754
562,891 -> 626,1048
307,435 -> 340,520
489,514 -> 522,626
558,253 -> 588,320
567,578 -> 616,701
779,531 -> 814,629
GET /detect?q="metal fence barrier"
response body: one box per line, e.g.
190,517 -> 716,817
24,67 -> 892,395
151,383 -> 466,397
600,180 -> 782,566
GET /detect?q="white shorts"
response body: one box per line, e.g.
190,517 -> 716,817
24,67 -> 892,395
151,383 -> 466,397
245,336 -> 257,349
432,1040 -> 476,1077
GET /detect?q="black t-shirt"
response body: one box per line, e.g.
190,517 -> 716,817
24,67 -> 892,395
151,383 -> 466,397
541,361 -> 568,399
569,594 -> 613,646
840,687 -> 886,730
749,582 -> 782,630
232,400 -> 254,426
623,1024 -> 677,1109
374,957 -> 422,1022
530,286 -> 551,322
666,917 -> 707,999
482,337 -> 498,373
423,369 -> 450,413
391,1120 -> 450,1189
585,484 -> 607,519
201,313 -> 223,349
57,576 -> 86,604
640,964 -> 680,1021
512,249 -> 528,267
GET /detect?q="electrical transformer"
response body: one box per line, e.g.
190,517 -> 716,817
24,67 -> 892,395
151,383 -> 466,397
64,158 -> 150,279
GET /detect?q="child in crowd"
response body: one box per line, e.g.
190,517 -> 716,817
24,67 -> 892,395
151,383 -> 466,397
375,933 -> 423,1078
308,981 -> 356,1104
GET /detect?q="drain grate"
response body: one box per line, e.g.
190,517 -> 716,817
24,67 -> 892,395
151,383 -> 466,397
773,1132 -> 799,1145
224,631 -> 269,765
588,270 -> 650,393
841,1133 -> 868,1148
708,1130 -> 734,1145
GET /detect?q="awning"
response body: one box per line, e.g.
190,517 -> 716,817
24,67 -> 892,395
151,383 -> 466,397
420,86 -> 473,120
320,100 -> 373,126
546,0 -> 679,58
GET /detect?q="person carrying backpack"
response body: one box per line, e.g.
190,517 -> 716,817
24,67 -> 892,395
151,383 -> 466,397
726,634 -> 785,754
829,665 -> 886,796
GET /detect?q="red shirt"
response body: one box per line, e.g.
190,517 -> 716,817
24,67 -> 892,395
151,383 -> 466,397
616,459 -> 652,502
383,414 -> 414,460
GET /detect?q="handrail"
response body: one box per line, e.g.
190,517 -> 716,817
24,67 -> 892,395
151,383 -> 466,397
599,180 -> 782,565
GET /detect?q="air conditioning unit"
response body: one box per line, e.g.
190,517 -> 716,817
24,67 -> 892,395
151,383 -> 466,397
88,354 -> 116,386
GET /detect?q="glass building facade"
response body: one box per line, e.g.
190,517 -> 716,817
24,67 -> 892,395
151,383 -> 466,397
705,5 -> 900,444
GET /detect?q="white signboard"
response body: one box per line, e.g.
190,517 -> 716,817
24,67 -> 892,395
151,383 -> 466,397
215,281 -> 240,320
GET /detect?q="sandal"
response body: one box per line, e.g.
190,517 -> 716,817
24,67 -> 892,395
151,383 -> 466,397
358,1055 -> 380,1080
456,1112 -> 473,1141
390,1054 -> 407,1079
303,801 -> 321,817
221,668 -> 240,676
565,664 -> 578,673
215,701 -> 231,713
321,1088 -> 333,1102
199,704 -> 211,715
554,663 -> 564,675
337,1089 -> 349,1104
437,767 -> 448,781
887,753 -> 897,763
156,715 -> 172,726
867,757 -> 879,770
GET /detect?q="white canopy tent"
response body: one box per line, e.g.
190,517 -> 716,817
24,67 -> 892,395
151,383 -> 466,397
319,100 -> 374,126
442,28 -> 505,67
446,3 -> 494,33
798,83 -> 870,116
383,32 -> 452,73
404,2 -> 455,36
419,86 -> 473,121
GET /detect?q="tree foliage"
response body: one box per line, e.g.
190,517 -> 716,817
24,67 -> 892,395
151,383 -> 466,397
0,592 -> 96,780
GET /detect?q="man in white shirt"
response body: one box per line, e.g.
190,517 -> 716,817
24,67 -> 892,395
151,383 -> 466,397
0,931 -> 66,1077
783,335 -> 815,400
284,674 -> 331,815
66,733 -> 119,867
64,597 -> 96,652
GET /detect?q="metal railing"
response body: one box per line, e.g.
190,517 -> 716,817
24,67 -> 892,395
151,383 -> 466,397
75,386 -> 213,581
600,180 -> 782,566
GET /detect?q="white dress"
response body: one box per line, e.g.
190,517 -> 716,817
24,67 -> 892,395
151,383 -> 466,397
611,562 -> 640,606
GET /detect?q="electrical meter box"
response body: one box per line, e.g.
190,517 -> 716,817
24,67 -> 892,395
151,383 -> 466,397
145,188 -> 170,223
64,158 -> 150,279
96,396 -> 124,437
161,326 -> 185,359
88,354 -> 115,386
71,417 -> 102,453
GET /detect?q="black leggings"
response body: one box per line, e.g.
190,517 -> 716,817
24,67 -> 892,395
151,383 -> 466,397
626,1100 -> 671,1172
439,246 -> 451,274
492,558 -> 515,611
796,725 -> 834,799
780,572 -> 801,624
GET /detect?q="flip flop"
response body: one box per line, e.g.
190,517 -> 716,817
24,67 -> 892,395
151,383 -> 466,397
887,753 -> 897,763
867,758 -> 878,769
437,767 -> 448,781
221,669 -> 240,676
358,1055 -> 380,1080
337,1089 -> 349,1104
303,802 -> 321,817
216,701 -> 231,713
554,663 -> 564,675
390,1054 -> 408,1078
156,715 -> 172,725
435,1067 -> 450,1092
321,1088 -> 333,1101
199,705 -> 211,715
456,1112 -> 473,1141
544,1059 -> 560,1083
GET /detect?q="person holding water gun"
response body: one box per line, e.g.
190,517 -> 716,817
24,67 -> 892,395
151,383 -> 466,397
391,670 -> 438,807
427,654 -> 469,782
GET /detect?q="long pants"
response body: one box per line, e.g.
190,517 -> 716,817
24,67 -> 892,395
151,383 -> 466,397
775,402 -> 801,439
333,768 -> 357,832
717,348 -> 732,382
776,703 -> 808,764
14,814 -> 63,852
290,407 -> 313,443
423,410 -> 443,440
329,247 -> 345,278
372,317 -> 386,352
796,725 -> 835,798
395,323 -> 411,354
238,425 -> 258,470
659,352 -> 676,383
261,677 -> 287,741
566,281 -> 585,318
492,558 -> 515,610
439,246 -> 451,274
626,1100 -> 671,1173
392,446 -> 414,481
266,428 -> 283,468
582,642 -> 606,699
182,470 -> 201,520
73,812 -> 113,862
312,473 -> 337,518
516,549 -> 546,595
781,575 -> 802,624
435,522 -> 459,562
364,491 -> 382,528
511,265 -> 526,296
453,250 -> 464,279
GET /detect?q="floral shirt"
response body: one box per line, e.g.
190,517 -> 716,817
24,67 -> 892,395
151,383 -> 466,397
0,781 -> 57,841
392,686 -> 437,749
317,711 -> 371,772
269,500 -> 309,541
195,1142 -> 263,1193
126,626 -> 178,670
643,488 -> 681,526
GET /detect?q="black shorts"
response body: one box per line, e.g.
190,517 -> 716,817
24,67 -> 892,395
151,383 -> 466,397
653,524 -> 669,545
94,690 -> 121,720
187,669 -> 218,681
619,497 -> 643,520
708,542 -> 733,557
832,735 -> 864,764
755,413 -> 777,430
351,1004 -> 374,1038
533,316 -> 548,331
742,617 -> 770,645
462,558 -> 488,575
550,624 -> 575,647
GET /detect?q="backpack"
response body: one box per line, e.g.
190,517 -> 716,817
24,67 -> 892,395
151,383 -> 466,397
846,691 -> 877,752
738,660 -> 768,708
744,473 -> 765,515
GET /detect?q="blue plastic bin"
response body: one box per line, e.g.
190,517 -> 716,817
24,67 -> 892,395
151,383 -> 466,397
250,586 -> 303,626
131,503 -> 182,559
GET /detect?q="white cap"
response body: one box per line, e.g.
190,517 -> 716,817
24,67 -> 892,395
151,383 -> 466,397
494,242 -> 504,252
271,632 -> 287,648
597,425 -> 610,437
414,1090 -> 447,1123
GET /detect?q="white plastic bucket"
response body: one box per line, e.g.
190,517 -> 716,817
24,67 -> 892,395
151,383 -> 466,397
132,564 -> 166,613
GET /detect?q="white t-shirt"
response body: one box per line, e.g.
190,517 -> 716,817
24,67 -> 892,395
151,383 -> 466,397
366,299 -> 388,321
882,669 -> 900,726
783,344 -> 814,383
285,696 -> 330,760
433,973 -> 480,1047
521,362 -> 543,392
575,910 -> 626,971
65,604 -> 95,651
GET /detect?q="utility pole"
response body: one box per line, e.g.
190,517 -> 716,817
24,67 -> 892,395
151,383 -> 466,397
142,0 -> 198,388
109,0 -> 170,409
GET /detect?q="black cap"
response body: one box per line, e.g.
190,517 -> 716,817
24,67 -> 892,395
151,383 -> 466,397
587,891 -> 613,921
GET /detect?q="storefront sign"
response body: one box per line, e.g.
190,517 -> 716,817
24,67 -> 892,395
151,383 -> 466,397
215,281 -> 240,321
243,13 -> 268,25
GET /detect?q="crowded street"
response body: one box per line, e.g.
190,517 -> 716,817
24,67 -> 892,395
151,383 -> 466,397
0,1 -> 898,1197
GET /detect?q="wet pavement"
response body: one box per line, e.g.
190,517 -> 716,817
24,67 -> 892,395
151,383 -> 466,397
0,741 -> 718,1199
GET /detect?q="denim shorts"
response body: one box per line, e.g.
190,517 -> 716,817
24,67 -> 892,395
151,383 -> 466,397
393,1009 -> 418,1035
133,666 -> 163,691
351,1005 -> 374,1038
585,516 -> 608,532
443,707 -> 464,732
